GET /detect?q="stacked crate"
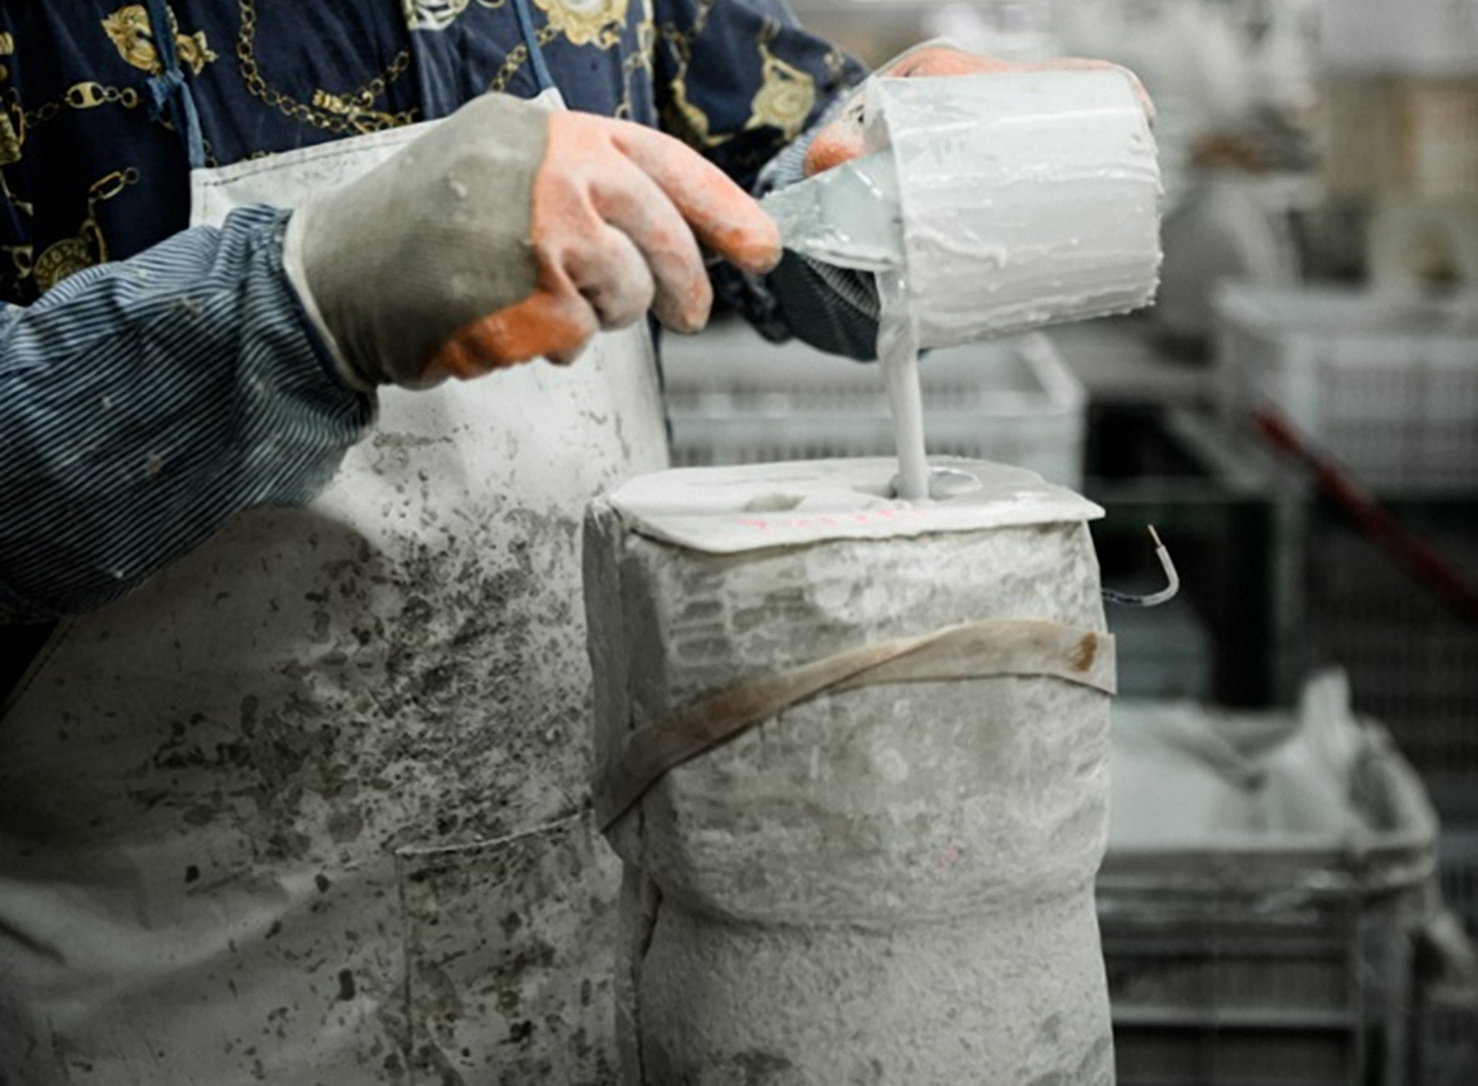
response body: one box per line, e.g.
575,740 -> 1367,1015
660,321 -> 1088,489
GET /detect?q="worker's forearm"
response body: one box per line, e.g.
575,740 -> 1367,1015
0,206 -> 375,622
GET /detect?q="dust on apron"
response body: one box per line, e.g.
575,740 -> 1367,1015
0,62 -> 667,1086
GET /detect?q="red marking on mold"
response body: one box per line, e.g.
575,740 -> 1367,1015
934,843 -> 961,876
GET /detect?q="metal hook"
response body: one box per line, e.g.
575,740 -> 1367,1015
1102,525 -> 1181,607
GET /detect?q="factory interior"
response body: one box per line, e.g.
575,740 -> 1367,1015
659,0 -> 1478,1081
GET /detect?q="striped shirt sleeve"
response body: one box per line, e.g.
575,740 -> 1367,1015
0,205 -> 376,623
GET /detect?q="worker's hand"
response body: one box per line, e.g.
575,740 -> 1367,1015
285,93 -> 781,389
804,45 -> 1155,178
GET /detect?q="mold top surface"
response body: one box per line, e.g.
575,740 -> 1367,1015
606,456 -> 1102,555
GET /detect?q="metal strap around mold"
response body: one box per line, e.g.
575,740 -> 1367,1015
596,618 -> 1116,832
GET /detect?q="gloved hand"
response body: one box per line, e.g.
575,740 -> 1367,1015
803,44 -> 1154,178
284,93 -> 782,389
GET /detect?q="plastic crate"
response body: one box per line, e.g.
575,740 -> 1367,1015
1320,0 -> 1478,79
1214,286 -> 1478,494
1415,986 -> 1478,1086
1322,74 -> 1478,200
1305,526 -> 1478,784
1104,912 -> 1380,1086
1101,689 -> 1440,1086
660,322 -> 1087,489
1438,828 -> 1478,938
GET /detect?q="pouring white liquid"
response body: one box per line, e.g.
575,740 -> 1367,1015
760,69 -> 1162,501
761,151 -> 934,500
877,282 -> 932,500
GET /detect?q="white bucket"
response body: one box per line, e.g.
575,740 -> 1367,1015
767,68 -> 1163,349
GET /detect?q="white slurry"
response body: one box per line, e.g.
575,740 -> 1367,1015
876,294 -> 930,500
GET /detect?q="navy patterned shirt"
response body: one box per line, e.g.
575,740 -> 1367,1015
0,1 -> 867,629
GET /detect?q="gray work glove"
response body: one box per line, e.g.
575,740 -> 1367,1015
283,93 -> 781,390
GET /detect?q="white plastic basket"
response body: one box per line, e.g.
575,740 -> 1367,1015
1321,73 -> 1478,200
1320,0 -> 1478,78
1306,525 -> 1478,781
661,322 -> 1087,489
1101,683 -> 1440,1086
1214,286 -> 1478,493
1439,828 -> 1478,938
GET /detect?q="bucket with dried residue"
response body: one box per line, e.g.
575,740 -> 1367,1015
764,67 -> 1163,349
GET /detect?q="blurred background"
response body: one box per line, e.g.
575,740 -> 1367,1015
664,0 -> 1478,1081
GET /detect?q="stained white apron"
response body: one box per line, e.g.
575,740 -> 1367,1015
0,99 -> 668,1085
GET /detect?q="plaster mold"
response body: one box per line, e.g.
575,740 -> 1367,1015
584,459 -> 1116,1085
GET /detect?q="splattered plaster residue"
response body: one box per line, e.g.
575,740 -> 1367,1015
0,321 -> 668,1083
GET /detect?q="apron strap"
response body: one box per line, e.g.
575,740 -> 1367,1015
511,0 -> 557,95
144,0 -> 206,170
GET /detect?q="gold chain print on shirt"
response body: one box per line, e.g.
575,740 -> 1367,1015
487,22 -> 559,94
1,15 -> 147,186
484,0 -> 651,104
661,8 -> 815,151
403,0 -> 507,32
658,0 -> 717,147
32,168 -> 140,293
0,30 -> 28,221
747,21 -> 813,143
2,7 -> 215,197
0,31 -> 19,171
409,0 -> 628,46
102,4 -> 218,76
8,83 -> 145,143
238,0 -> 418,135
534,0 -> 628,48
613,0 -> 655,120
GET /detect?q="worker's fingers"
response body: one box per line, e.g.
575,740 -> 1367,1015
588,155 -> 712,332
423,286 -> 597,381
882,45 -> 1016,78
562,220 -> 659,331
803,47 -> 1004,179
804,125 -> 863,178
1040,58 -> 1156,123
915,51 -> 1154,124
597,119 -> 782,276
803,93 -> 866,178
806,51 -> 1155,179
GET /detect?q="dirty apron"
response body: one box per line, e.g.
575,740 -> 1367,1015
0,96 -> 669,1084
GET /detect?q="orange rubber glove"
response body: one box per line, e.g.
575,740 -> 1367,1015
804,44 -> 1155,178
285,93 -> 781,389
